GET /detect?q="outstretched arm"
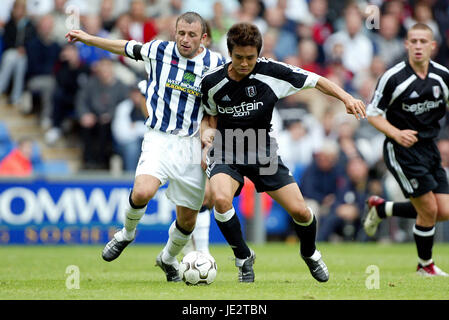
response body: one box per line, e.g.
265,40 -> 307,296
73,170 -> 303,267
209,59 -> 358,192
315,76 -> 366,120
65,29 -> 128,56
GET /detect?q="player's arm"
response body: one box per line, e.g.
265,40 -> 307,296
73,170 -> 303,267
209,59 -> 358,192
138,80 -> 149,118
366,73 -> 418,148
200,114 -> 217,171
315,76 -> 366,120
368,115 -> 418,148
201,114 -> 217,148
65,29 -> 128,56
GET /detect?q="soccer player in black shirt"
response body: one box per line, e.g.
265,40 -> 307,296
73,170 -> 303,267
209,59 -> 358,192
364,23 -> 449,276
200,22 -> 366,282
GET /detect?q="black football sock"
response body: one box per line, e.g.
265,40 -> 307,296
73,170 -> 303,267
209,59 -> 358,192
413,224 -> 435,264
376,201 -> 417,219
293,210 -> 317,258
392,202 -> 418,219
214,207 -> 251,259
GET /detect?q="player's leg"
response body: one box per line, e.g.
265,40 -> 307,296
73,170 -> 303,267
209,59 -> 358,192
365,169 -> 449,236
211,172 -> 255,282
365,193 -> 449,236
157,154 -> 207,281
266,183 -> 329,282
410,192 -> 447,276
435,193 -> 449,221
364,196 -> 417,237
156,205 -> 198,282
183,179 -> 213,255
102,174 -> 161,261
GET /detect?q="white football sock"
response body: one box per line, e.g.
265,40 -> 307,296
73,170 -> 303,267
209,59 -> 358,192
192,209 -> 211,254
122,202 -> 147,241
385,201 -> 393,217
162,221 -> 191,264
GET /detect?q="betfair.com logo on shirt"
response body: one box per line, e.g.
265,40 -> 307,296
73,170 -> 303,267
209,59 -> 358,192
217,101 -> 263,117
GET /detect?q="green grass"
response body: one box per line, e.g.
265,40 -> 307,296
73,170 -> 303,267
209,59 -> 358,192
1,242 -> 449,300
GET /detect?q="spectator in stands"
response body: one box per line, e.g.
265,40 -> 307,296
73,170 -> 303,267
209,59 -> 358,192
297,38 -> 324,75
145,0 -> 178,19
404,1 -> 442,44
76,58 -> 128,169
45,43 -> 90,145
50,0 -> 69,46
260,27 -> 278,59
0,0 -> 36,106
77,14 -> 112,66
100,0 -> 116,32
370,14 -> 406,68
0,137 -> 33,176
128,0 -> 158,43
25,14 -> 61,128
111,81 -> 147,172
109,12 -> 131,41
323,3 -> 373,77
300,139 -> 343,220
334,115 -> 364,168
208,1 -> 236,50
181,0 -> 239,21
306,0 -> 332,64
277,112 -> 325,173
235,0 -> 267,34
0,0 -> 15,30
317,156 -> 370,242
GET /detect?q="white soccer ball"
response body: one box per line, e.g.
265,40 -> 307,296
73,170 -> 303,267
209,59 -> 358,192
179,251 -> 217,285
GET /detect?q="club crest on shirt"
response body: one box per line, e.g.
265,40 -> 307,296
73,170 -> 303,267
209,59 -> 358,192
410,178 -> 419,189
245,85 -> 257,97
433,86 -> 440,98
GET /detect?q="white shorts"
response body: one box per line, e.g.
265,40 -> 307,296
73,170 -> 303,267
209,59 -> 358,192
135,129 -> 205,210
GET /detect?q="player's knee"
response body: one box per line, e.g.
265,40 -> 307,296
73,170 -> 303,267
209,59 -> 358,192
213,194 -> 233,213
131,187 -> 155,205
419,201 -> 438,220
288,203 -> 310,223
177,218 -> 196,233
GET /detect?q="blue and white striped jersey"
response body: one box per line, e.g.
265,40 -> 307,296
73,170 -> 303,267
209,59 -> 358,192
125,39 -> 226,137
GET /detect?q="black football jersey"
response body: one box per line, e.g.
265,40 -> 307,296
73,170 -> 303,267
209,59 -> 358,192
367,59 -> 449,140
201,57 -> 320,164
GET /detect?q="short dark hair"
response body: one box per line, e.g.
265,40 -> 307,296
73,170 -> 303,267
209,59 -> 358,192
226,22 -> 263,55
407,22 -> 434,39
176,11 -> 207,35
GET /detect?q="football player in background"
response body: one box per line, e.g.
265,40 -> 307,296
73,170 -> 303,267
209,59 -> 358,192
364,23 -> 449,276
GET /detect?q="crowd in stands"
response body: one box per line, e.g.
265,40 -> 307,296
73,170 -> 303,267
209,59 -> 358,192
1,0 -> 449,241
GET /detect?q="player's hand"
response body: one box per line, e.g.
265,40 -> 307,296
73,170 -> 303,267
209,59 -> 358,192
201,147 -> 210,171
201,127 -> 215,149
393,129 -> 418,148
344,97 -> 366,120
65,29 -> 91,44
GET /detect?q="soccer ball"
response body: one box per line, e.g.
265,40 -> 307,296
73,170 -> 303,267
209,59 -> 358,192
179,251 -> 217,285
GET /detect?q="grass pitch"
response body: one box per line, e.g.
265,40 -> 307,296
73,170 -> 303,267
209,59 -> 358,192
1,242 -> 449,300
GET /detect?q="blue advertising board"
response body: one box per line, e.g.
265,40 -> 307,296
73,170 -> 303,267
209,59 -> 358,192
0,177 -> 244,245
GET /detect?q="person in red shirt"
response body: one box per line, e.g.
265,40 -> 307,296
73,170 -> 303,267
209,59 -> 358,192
0,138 -> 33,176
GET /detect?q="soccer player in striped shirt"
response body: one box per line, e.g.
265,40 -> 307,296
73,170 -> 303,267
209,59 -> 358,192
365,23 -> 449,276
200,22 -> 366,282
66,12 -> 225,282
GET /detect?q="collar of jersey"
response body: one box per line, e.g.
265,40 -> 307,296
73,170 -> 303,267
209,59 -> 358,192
224,61 -> 258,82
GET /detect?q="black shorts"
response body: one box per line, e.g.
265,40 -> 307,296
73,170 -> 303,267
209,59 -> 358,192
383,139 -> 449,198
206,156 -> 296,197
